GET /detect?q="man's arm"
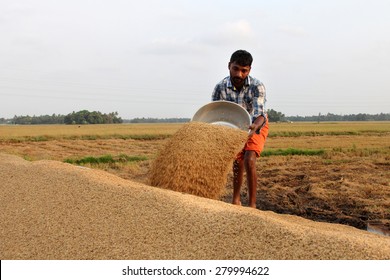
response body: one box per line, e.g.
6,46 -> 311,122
211,84 -> 221,101
249,82 -> 267,137
248,115 -> 266,137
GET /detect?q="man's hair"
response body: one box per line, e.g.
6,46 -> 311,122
230,50 -> 253,66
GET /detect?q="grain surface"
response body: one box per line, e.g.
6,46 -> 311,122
149,122 -> 248,199
1,153 -> 390,260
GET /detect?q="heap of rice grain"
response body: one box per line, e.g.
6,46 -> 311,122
149,122 -> 248,199
1,152 -> 390,260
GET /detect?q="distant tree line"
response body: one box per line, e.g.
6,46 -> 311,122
7,110 -> 122,125
124,117 -> 190,123
267,109 -> 286,122
64,110 -> 122,124
286,112 -> 390,122
266,110 -> 389,122
1,111 -> 389,125
9,114 -> 65,125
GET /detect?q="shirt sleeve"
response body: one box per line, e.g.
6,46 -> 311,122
253,82 -> 267,122
211,84 -> 221,101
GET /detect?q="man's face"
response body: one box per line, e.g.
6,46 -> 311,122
228,62 -> 251,89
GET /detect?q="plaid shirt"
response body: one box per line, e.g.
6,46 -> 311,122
211,75 -> 267,122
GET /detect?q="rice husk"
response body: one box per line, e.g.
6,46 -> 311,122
149,122 -> 247,199
1,153 -> 390,260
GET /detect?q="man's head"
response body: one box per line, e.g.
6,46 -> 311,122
228,50 -> 253,89
230,50 -> 253,67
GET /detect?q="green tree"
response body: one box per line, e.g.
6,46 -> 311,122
267,109 -> 285,122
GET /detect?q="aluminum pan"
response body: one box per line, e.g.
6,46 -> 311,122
191,101 -> 251,131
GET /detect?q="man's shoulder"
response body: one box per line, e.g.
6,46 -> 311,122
214,76 -> 230,89
248,76 -> 264,86
216,76 -> 230,85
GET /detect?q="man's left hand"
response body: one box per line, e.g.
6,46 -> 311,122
248,116 -> 265,138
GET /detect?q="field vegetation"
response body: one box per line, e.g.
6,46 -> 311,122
1,121 -> 389,231
0,123 -> 181,142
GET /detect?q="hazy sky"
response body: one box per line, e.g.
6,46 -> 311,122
1,0 -> 389,119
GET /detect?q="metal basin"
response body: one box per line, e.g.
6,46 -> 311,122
191,101 -> 251,131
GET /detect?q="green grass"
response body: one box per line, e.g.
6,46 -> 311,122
64,154 -> 148,165
76,134 -> 172,141
5,134 -> 172,142
1,122 -> 389,142
268,131 -> 366,137
267,121 -> 390,137
261,148 -> 325,157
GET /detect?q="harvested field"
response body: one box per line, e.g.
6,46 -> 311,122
149,122 -> 248,199
0,122 -> 389,237
1,153 -> 389,260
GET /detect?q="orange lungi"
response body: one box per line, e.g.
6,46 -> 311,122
235,119 -> 269,161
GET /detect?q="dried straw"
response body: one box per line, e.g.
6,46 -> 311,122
149,122 -> 247,199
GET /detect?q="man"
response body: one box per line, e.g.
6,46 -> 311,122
212,50 -> 269,208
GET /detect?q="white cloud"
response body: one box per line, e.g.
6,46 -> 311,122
202,19 -> 256,47
140,37 -> 207,55
225,20 -> 255,38
277,25 -> 308,37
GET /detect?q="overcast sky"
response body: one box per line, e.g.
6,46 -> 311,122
1,0 -> 389,119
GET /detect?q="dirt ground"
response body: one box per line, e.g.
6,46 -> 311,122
223,156 -> 389,230
1,137 -> 389,233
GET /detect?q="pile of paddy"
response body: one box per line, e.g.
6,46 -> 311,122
1,152 -> 389,260
149,122 -> 247,199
